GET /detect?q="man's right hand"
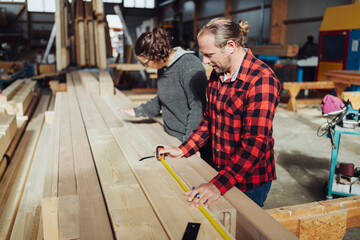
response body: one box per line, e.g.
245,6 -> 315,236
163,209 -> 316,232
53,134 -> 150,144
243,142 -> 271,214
159,145 -> 184,158
118,108 -> 136,117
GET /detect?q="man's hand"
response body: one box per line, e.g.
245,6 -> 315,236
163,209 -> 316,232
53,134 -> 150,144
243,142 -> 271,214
118,108 -> 135,117
185,183 -> 220,208
159,145 -> 184,158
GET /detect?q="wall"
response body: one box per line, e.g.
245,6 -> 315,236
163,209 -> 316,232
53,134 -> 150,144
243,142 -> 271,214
286,0 -> 353,46
159,0 -> 354,47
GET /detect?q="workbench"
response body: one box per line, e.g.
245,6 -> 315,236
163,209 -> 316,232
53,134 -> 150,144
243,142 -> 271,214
324,70 -> 360,98
327,125 -> 360,199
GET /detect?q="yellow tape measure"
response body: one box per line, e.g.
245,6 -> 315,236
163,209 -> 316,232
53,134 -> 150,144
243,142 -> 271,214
156,146 -> 232,240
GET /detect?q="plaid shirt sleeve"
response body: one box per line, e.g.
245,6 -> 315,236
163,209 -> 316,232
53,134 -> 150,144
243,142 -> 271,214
210,75 -> 280,194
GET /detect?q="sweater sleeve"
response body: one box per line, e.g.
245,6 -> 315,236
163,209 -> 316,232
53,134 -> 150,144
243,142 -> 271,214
134,96 -> 161,118
181,66 -> 207,142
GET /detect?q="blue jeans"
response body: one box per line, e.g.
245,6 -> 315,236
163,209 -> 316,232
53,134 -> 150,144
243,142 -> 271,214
243,181 -> 272,207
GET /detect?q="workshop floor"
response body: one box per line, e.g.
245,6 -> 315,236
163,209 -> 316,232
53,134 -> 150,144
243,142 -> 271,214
264,102 -> 360,239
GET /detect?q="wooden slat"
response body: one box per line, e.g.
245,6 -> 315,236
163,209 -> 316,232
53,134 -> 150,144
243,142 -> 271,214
95,21 -> 107,69
0,94 -> 50,239
99,71 -> 114,96
75,20 -> 86,67
9,119 -> 52,240
0,114 -> 17,159
5,80 -> 37,116
66,73 -> 113,239
249,44 -> 299,57
86,20 -> 96,66
41,197 -> 59,240
57,92 -> 80,239
78,71 -> 99,96
0,79 -> 24,106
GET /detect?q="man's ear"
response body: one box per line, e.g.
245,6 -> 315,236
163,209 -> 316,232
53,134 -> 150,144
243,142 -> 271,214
225,40 -> 236,54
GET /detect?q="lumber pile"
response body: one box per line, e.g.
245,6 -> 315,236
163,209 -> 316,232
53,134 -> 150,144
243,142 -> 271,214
56,0 -> 111,71
0,70 -> 297,239
249,44 -> 300,57
0,79 -> 37,116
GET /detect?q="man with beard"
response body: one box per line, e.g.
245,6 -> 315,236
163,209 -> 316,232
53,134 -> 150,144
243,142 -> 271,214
160,18 -> 281,208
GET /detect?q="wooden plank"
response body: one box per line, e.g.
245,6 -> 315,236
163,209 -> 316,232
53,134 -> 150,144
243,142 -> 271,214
270,0 -> 288,45
5,80 -> 37,116
41,197 -> 59,240
66,73 -> 113,239
78,71 -> 99,96
0,94 -> 50,239
99,71 -> 114,96
42,93 -> 61,198
86,20 -> 96,66
95,21 -> 107,69
0,114 -> 17,170
9,120 -> 52,240
70,72 -> 168,239
56,92 -> 80,239
38,64 -> 56,74
249,44 -> 299,57
75,20 -> 86,67
0,79 -> 24,105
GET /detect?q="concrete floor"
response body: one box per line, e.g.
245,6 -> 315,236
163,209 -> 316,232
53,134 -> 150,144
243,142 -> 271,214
264,102 -> 360,239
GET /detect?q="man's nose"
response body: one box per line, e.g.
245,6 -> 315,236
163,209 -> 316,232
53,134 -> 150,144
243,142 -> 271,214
202,56 -> 210,65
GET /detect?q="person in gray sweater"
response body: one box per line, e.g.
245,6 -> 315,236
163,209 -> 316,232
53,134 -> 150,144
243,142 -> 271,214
119,28 -> 210,161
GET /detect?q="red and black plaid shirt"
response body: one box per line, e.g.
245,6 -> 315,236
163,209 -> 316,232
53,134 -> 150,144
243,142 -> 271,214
179,49 -> 281,194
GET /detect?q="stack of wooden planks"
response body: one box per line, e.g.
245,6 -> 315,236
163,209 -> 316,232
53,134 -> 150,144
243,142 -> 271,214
56,0 -> 111,71
0,79 -> 40,181
0,70 -> 297,239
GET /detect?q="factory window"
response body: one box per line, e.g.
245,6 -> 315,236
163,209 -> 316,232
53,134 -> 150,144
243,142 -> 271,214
0,0 -> 25,2
26,0 -> 55,12
124,0 -> 155,8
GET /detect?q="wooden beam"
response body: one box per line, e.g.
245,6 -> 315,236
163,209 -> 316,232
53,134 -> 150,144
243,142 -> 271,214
66,74 -> 114,239
78,71 -> 99,96
5,80 -> 37,116
225,0 -> 232,20
270,0 -> 288,45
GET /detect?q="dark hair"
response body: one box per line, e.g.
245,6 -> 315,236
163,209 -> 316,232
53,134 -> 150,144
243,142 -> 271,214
135,28 -> 173,62
198,18 -> 250,48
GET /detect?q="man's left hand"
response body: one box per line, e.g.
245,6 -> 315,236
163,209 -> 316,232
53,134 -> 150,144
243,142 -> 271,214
185,183 -> 220,208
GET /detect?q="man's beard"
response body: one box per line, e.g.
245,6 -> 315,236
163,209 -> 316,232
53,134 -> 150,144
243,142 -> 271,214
212,55 -> 231,74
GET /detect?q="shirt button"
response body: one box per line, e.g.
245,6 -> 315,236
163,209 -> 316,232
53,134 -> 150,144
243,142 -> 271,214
217,115 -> 220,118
216,132 -> 219,136
215,149 -> 219,152
217,165 -> 220,169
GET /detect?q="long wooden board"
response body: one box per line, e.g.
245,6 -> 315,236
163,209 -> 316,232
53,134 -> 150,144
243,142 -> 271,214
66,73 -> 114,239
0,94 -> 50,239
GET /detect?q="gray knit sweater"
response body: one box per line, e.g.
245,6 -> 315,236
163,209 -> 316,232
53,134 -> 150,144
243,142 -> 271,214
134,47 -> 207,142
